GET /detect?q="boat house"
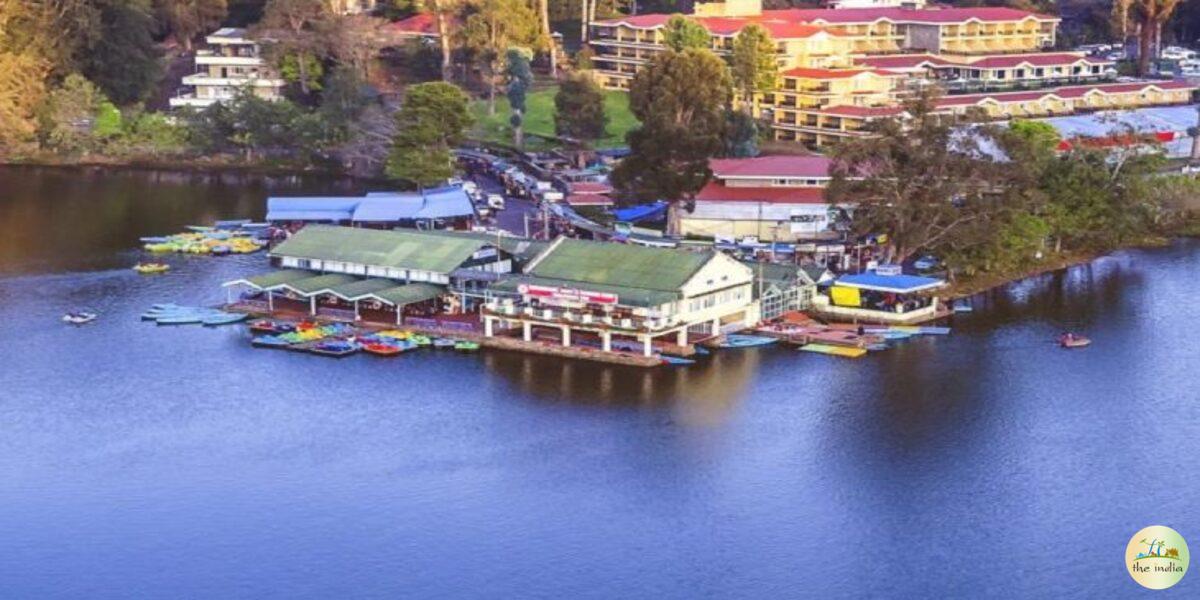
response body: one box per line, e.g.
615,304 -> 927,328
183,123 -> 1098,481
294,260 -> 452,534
483,238 -> 757,356
222,225 -> 515,324
812,267 -> 947,323
266,186 -> 477,230
748,262 -> 818,321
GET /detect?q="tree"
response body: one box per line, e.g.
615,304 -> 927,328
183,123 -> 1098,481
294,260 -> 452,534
826,90 -> 1005,264
459,0 -> 538,115
37,74 -> 105,154
155,0 -> 229,52
84,0 -> 164,105
257,0 -> 333,96
554,74 -> 607,142
537,0 -> 555,76
505,47 -> 533,147
722,109 -> 758,158
730,24 -> 778,112
319,65 -> 372,133
662,14 -> 709,52
328,13 -> 390,78
385,82 -> 473,186
611,48 -> 731,236
1132,0 -> 1184,75
0,0 -> 52,149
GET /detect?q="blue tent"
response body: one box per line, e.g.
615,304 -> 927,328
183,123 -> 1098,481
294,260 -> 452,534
612,201 -> 667,223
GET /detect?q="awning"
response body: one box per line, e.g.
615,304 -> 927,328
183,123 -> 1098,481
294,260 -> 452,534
835,272 -> 945,293
270,273 -> 360,295
324,278 -> 401,301
368,283 -> 444,307
222,269 -> 314,290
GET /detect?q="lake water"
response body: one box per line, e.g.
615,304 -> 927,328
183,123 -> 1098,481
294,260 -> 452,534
1,165 -> 1198,598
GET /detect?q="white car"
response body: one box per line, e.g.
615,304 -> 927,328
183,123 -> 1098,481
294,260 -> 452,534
462,181 -> 478,194
487,194 -> 505,210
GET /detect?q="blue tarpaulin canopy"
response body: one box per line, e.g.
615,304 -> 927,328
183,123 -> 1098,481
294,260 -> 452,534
266,186 -> 475,223
612,201 -> 667,223
835,271 -> 945,293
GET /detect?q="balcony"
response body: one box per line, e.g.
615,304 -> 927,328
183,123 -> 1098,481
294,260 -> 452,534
482,301 -> 677,332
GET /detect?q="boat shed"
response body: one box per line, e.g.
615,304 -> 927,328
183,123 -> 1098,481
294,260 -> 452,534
482,237 -> 757,356
223,225 -> 516,322
813,269 -> 947,324
266,185 -> 476,229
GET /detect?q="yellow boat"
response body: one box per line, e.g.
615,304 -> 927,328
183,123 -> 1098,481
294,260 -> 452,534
799,343 -> 867,358
133,263 -> 170,274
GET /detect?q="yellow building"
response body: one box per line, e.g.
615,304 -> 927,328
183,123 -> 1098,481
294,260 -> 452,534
587,0 -> 1194,148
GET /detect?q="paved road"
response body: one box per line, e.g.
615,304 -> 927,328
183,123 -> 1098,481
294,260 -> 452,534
466,172 -> 543,237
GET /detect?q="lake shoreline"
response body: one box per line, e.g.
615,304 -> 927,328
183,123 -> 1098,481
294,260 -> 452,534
0,154 -> 378,181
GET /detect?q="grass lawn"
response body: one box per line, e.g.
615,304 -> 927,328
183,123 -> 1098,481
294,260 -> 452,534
470,85 -> 636,150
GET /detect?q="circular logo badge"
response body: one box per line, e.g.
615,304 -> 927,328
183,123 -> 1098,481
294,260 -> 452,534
1126,525 -> 1189,590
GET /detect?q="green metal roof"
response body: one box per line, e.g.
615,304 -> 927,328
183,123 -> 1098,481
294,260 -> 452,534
528,238 -> 714,293
419,230 -> 550,260
226,269 -> 314,289
371,283 -> 444,306
491,276 -> 679,308
271,225 -> 489,273
326,278 -> 400,300
273,273 -> 359,294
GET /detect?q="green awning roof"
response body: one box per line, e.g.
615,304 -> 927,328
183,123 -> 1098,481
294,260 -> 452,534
224,269 -> 314,289
273,273 -> 359,294
491,276 -> 679,308
326,278 -> 400,300
370,283 -> 444,306
529,238 -> 714,292
270,225 -> 490,273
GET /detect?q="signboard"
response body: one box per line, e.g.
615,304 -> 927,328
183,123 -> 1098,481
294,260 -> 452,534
518,284 -> 619,306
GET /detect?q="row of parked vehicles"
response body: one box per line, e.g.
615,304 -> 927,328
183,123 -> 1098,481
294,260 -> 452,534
449,178 -> 506,218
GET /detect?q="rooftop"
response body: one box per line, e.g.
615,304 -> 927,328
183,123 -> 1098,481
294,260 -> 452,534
527,237 -> 717,293
270,225 -> 492,274
710,155 -> 832,179
836,271 -> 945,293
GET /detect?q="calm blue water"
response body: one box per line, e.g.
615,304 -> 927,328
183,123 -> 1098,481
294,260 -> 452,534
0,166 -> 1198,598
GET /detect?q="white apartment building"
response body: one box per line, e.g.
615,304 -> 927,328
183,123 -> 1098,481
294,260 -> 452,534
169,28 -> 286,109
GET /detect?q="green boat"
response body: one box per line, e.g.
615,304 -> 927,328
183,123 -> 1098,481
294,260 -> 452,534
454,341 -> 480,352
411,335 -> 431,346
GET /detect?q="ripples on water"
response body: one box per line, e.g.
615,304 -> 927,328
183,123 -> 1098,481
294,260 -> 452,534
0,166 -> 1198,598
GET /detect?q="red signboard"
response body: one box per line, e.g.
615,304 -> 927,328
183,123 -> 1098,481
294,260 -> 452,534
518,284 -> 619,305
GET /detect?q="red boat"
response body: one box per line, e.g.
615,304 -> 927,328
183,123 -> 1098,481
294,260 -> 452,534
1059,333 -> 1091,348
362,342 -> 403,357
248,319 -> 294,334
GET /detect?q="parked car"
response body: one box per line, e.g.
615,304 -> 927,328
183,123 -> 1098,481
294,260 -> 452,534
487,194 -> 506,210
912,255 -> 940,271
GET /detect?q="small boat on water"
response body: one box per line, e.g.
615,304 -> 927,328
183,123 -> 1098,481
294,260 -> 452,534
156,314 -> 204,325
133,262 -> 170,274
251,335 -> 291,348
202,312 -> 247,326
717,334 -> 778,348
63,311 -> 97,325
432,338 -> 457,349
411,335 -> 432,347
454,341 -> 480,352
308,340 -> 359,357
249,319 -> 294,334
1059,333 -> 1091,348
362,342 -> 403,356
800,343 -> 868,358
659,355 -> 695,365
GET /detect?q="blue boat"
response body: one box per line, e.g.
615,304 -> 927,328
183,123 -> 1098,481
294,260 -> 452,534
659,355 -> 695,365
156,314 -> 204,325
717,334 -> 778,348
251,335 -> 291,348
202,312 -> 248,326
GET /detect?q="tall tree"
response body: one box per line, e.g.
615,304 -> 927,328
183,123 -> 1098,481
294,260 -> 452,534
1133,0 -> 1184,75
155,0 -> 229,52
385,81 -> 473,186
537,0 -> 555,76
554,73 -> 607,142
0,1 -> 51,148
611,48 -> 731,236
730,23 -> 778,113
826,90 -> 1004,264
257,0 -> 333,96
459,0 -> 538,116
662,14 -> 709,52
85,0 -> 164,105
37,74 -> 106,154
505,47 -> 532,147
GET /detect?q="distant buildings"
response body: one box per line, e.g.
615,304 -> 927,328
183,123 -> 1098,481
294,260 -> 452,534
584,0 -> 1196,148
684,155 -> 844,243
169,28 -> 285,109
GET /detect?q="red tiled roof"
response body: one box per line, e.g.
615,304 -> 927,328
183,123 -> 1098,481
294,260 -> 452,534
390,13 -> 439,36
783,67 -> 901,79
709,155 -> 832,179
855,54 -> 956,69
565,194 -> 614,206
569,181 -> 613,195
695,182 -> 827,204
964,53 -> 1113,69
774,7 -> 1057,25
594,7 -> 1056,34
815,105 -> 904,118
936,80 -> 1199,107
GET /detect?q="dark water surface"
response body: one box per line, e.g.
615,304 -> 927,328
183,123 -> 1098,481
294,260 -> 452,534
1,166 -> 1198,598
